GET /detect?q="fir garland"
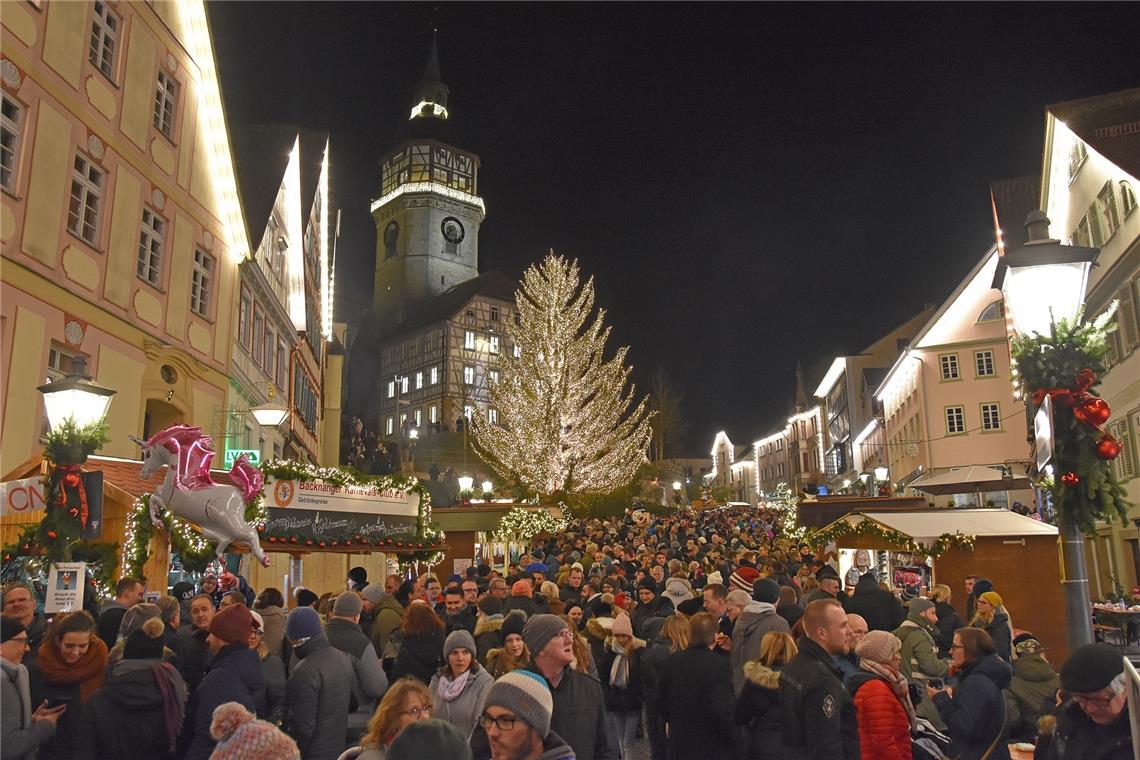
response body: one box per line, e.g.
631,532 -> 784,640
1010,310 -> 1130,533
808,516 -> 975,558
492,506 -> 567,541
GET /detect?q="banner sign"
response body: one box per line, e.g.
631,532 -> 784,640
0,476 -> 47,517
266,478 -> 419,518
263,507 -> 417,543
45,562 -> 86,613
224,449 -> 261,469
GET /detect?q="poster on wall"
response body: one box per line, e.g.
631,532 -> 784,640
45,562 -> 86,613
453,558 -> 472,577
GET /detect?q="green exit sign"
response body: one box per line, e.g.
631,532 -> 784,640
224,449 -> 261,469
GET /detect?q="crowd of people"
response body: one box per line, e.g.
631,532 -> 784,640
1,504 -> 1133,760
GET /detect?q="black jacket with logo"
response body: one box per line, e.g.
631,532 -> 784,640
779,637 -> 859,760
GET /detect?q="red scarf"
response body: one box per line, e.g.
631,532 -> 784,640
36,635 -> 108,701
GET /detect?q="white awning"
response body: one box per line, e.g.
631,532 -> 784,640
840,509 -> 1057,541
908,465 -> 1031,495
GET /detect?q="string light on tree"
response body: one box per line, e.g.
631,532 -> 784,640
472,252 -> 653,500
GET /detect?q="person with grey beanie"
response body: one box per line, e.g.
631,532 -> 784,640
892,597 -> 949,683
522,614 -> 613,760
428,629 -> 493,740
284,606 -> 356,760
326,592 -> 390,743
470,670 -> 576,760
730,577 -> 790,695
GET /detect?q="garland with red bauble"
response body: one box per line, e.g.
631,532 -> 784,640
1011,311 -> 1130,533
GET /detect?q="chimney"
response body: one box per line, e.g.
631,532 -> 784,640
1024,210 -> 1053,243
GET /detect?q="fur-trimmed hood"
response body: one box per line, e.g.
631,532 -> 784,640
605,635 -> 647,651
474,614 -> 504,638
743,660 -> 781,689
586,616 -> 614,641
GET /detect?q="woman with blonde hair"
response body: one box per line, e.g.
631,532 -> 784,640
484,612 -> 528,678
560,612 -> 596,677
356,677 -> 434,759
736,631 -> 798,759
930,584 -> 963,657
970,591 -> 1012,663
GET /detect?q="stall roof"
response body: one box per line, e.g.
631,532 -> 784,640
838,509 -> 1057,540
908,465 -> 1031,495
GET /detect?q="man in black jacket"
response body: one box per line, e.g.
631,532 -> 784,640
841,572 -> 904,633
1045,643 -> 1132,760
522,614 -> 613,760
780,598 -> 859,760
95,576 -> 144,649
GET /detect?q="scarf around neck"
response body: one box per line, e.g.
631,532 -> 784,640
439,668 -> 471,701
609,639 -> 631,690
37,635 -> 108,701
859,657 -> 917,731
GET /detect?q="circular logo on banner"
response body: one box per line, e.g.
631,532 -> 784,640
273,480 -> 295,508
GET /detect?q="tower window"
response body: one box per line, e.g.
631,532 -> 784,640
384,221 -> 399,259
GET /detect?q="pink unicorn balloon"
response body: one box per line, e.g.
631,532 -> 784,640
131,425 -> 269,567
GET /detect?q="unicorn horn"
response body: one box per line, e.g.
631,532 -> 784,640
129,435 -> 146,446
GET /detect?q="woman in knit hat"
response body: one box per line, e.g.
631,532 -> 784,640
32,610 -> 108,760
485,612 -> 529,678
427,629 -> 493,740
208,701 -> 298,759
600,613 -> 646,760
357,677 -> 434,759
846,630 -> 914,760
970,591 -> 1012,663
75,617 -> 188,759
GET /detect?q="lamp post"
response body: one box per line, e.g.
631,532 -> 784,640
250,385 -> 289,428
995,210 -> 1099,649
36,356 -> 116,438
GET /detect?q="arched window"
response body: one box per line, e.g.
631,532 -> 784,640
1121,180 -> 1137,218
977,299 -> 1005,323
383,221 -> 399,259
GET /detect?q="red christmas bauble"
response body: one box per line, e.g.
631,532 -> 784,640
306,539 -> 314,546
319,541 -> 326,547
291,537 -> 298,544
268,537 -> 276,543
47,530 -> 57,539
1077,397 -> 1111,427
1096,435 -> 1123,461
1061,471 -> 1080,487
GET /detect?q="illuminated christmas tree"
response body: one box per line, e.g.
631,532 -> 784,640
473,252 -> 653,499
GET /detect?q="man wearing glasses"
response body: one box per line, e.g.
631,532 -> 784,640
2,584 -> 45,664
1047,642 -> 1132,759
472,670 -> 576,760
2,616 -> 64,755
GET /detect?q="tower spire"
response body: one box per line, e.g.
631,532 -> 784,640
794,361 -> 808,412
410,29 -> 449,120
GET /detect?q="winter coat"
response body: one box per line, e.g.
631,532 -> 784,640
778,602 -> 804,630
780,637 -> 859,760
2,658 -> 54,760
932,654 -> 1012,760
639,634 -> 671,714
657,645 -> 736,758
842,574 -> 904,633
735,661 -> 794,760
74,660 -> 187,760
180,642 -> 265,760
933,601 -> 963,657
391,629 -> 444,685
730,602 -> 791,695
584,617 -> 614,677
254,604 -> 287,657
598,637 -> 645,713
979,611 -> 1013,663
892,616 -> 949,682
367,594 -> 405,659
22,614 -> 47,667
1043,697 -> 1132,760
172,626 -> 211,693
1003,654 -> 1058,741
428,663 -> 494,740
630,596 -> 673,640
253,652 -> 286,723
847,670 -> 912,760
28,637 -> 109,760
286,632 -> 355,760
325,617 -> 390,706
95,600 -> 128,651
502,595 -> 539,619
560,582 -> 585,603
523,665 -> 613,760
473,615 -> 504,663
443,605 -> 477,635
470,726 -> 577,760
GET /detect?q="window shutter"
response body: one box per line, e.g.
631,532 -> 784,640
1111,415 -> 1136,481
1118,284 -> 1139,352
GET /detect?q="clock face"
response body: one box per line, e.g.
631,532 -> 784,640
441,217 -> 465,245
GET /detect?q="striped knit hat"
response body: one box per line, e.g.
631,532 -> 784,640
209,702 -> 299,759
484,670 -> 554,737
729,566 -> 760,593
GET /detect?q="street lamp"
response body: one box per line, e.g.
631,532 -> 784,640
873,466 -> 889,483
994,210 -> 1100,650
672,481 -> 682,491
481,480 -> 493,494
36,356 -> 116,432
457,475 -> 474,492
250,386 -> 289,428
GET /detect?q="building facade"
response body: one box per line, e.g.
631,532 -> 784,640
1039,88 -> 1140,593
875,249 -> 1034,508
1,0 -> 247,469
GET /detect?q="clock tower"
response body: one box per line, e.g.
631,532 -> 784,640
371,33 -> 485,327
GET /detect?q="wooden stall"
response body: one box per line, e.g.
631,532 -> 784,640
817,509 -> 1068,662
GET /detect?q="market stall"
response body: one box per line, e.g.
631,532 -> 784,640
812,508 -> 1068,661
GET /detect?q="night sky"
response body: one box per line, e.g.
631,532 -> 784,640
208,2 -> 1139,455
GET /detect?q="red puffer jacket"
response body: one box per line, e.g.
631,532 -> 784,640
848,671 -> 912,760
